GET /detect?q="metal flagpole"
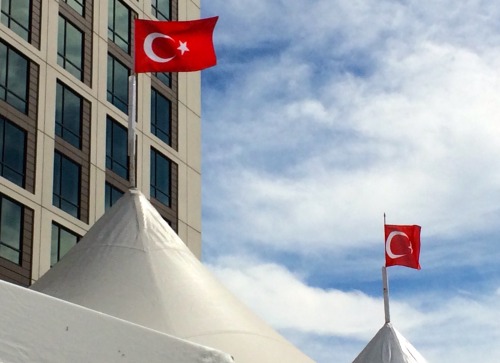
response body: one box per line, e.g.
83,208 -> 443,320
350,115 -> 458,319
382,213 -> 391,323
382,266 -> 391,323
128,74 -> 137,188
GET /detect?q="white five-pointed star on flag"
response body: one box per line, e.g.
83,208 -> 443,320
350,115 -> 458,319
177,41 -> 189,55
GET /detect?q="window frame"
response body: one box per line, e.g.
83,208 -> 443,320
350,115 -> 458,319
0,40 -> 30,114
106,116 -> 129,180
151,0 -> 171,21
53,151 -> 81,218
0,0 -> 32,42
51,222 -> 80,266
108,0 -> 132,54
107,54 -> 130,114
0,115 -> 27,188
105,182 -> 124,211
0,194 -> 24,265
150,148 -> 171,207
57,14 -> 84,81
151,87 -> 172,146
55,81 -> 83,149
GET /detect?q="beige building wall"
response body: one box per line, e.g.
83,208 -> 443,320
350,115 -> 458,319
0,0 -> 202,284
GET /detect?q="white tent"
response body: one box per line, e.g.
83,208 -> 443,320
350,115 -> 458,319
31,189 -> 314,363
352,322 -> 428,363
0,279 -> 233,363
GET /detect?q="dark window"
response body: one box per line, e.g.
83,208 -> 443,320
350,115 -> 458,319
0,40 -> 29,113
107,54 -> 129,114
0,0 -> 31,41
151,0 -> 171,21
53,151 -> 81,218
55,81 -> 83,149
0,195 -> 23,265
108,0 -> 131,54
51,222 -> 79,266
63,0 -> 85,16
151,88 -> 171,145
58,15 -> 84,81
105,182 -> 124,210
150,148 -> 171,207
154,72 -> 172,88
0,116 -> 26,187
106,117 -> 128,179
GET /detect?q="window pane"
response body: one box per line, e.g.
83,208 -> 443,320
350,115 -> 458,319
64,0 -> 84,16
151,0 -> 170,21
151,88 -> 171,145
58,16 -> 83,81
108,0 -> 131,53
106,117 -> 128,179
0,0 -> 31,41
0,196 -> 22,264
107,55 -> 129,114
0,116 -> 26,187
150,149 -> 171,206
0,41 -> 29,113
51,222 -> 79,266
105,182 -> 124,211
55,82 -> 83,149
53,152 -> 81,218
154,72 -> 172,88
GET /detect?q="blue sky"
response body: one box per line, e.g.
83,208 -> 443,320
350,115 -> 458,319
199,1 -> 500,362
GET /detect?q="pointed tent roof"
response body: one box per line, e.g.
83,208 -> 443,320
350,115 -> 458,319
0,279 -> 233,363
31,189 -> 314,363
352,322 -> 428,363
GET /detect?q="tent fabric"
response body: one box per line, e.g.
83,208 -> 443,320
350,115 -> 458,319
352,322 -> 428,363
31,189 -> 314,363
0,279 -> 233,363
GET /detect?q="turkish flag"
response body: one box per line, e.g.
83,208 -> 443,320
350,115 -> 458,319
134,17 -> 218,73
384,224 -> 421,269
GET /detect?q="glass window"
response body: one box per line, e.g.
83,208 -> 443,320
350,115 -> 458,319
106,117 -> 128,179
55,81 -> 83,149
51,222 -> 79,266
154,72 -> 172,88
0,0 -> 32,42
108,0 -> 131,54
0,116 -> 26,187
58,15 -> 84,81
107,54 -> 129,114
63,0 -> 85,16
150,148 -> 171,207
0,40 -> 29,113
105,182 -> 124,210
0,195 -> 23,265
151,88 -> 171,145
53,151 -> 81,218
151,0 -> 171,21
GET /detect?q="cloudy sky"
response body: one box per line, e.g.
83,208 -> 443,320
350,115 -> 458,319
199,1 -> 500,362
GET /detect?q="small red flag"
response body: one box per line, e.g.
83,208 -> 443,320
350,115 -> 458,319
384,224 -> 421,269
134,17 -> 218,73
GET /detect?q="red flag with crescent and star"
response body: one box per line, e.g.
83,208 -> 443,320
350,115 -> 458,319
134,17 -> 218,73
384,224 -> 421,269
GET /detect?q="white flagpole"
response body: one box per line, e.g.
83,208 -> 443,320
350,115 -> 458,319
128,74 -> 137,188
382,266 -> 391,323
382,213 -> 391,323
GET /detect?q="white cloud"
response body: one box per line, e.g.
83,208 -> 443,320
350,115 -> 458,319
209,258 -> 500,362
201,1 -> 500,362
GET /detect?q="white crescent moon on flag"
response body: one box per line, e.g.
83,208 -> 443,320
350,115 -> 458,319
386,231 -> 410,259
143,33 -> 176,63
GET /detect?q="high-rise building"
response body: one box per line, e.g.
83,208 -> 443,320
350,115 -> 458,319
0,0 -> 203,286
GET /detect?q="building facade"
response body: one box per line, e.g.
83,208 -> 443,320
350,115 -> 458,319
0,0 -> 203,286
